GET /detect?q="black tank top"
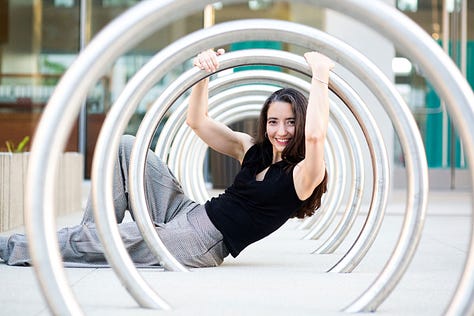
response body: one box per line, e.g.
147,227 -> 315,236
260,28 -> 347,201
205,144 -> 303,257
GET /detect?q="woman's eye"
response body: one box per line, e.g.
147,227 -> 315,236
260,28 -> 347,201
287,120 -> 295,126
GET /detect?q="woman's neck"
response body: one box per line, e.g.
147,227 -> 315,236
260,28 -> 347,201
272,150 -> 283,164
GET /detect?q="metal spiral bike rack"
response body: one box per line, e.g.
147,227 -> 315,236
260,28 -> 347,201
24,1 -> 474,315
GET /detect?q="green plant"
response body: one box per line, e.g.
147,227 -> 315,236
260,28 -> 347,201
5,136 -> 30,153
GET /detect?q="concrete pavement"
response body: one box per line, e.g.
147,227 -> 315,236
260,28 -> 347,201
0,187 -> 471,315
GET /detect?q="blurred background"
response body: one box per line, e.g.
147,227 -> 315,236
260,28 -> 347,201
0,0 -> 472,190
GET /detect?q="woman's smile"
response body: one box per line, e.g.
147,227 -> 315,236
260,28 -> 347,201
275,138 -> 291,146
266,101 -> 296,160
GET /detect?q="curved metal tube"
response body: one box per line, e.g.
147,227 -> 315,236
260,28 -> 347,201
310,109 -> 361,251
302,120 -> 347,239
305,1 -> 472,313
24,0 -> 473,313
313,75 -> 379,254
135,44 -> 386,275
25,0 -> 199,312
91,20 -> 420,313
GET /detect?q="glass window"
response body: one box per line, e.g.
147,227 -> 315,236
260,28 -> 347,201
395,0 -> 473,171
0,1 -> 80,153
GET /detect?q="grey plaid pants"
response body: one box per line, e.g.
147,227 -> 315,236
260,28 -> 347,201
0,135 -> 228,268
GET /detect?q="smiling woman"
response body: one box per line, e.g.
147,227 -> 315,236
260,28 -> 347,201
189,49 -> 332,256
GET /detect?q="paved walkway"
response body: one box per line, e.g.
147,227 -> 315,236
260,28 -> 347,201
0,188 -> 472,315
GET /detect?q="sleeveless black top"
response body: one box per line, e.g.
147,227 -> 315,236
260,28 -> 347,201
205,144 -> 303,257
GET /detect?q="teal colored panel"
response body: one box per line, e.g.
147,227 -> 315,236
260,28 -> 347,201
424,81 -> 444,167
230,41 -> 282,72
467,41 -> 474,92
423,41 -> 473,169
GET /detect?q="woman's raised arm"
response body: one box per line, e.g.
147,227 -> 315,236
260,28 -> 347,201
293,52 -> 334,200
187,49 -> 253,163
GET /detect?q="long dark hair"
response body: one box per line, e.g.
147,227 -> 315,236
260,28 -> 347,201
254,87 -> 328,219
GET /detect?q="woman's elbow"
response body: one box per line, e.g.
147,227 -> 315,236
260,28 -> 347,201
186,116 -> 202,130
186,118 -> 195,129
305,131 -> 326,144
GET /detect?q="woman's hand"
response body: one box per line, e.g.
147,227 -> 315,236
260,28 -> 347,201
303,51 -> 335,85
193,48 -> 226,73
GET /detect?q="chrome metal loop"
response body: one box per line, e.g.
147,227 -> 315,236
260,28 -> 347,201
24,1 -> 473,314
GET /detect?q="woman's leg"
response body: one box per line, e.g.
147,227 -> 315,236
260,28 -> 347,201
1,134 -> 199,266
0,222 -> 161,266
80,134 -> 135,224
0,206 -> 228,267
81,134 -> 195,224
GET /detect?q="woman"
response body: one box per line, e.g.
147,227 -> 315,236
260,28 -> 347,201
0,49 -> 333,268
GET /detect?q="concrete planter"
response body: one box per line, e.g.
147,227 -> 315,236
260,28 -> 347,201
0,152 -> 83,232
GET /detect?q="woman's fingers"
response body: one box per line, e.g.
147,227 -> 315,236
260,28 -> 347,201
194,49 -> 225,72
304,51 -> 335,71
194,51 -> 214,72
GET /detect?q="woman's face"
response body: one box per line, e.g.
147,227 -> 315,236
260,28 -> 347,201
266,101 -> 295,160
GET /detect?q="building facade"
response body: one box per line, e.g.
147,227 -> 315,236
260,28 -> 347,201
0,0 -> 472,191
